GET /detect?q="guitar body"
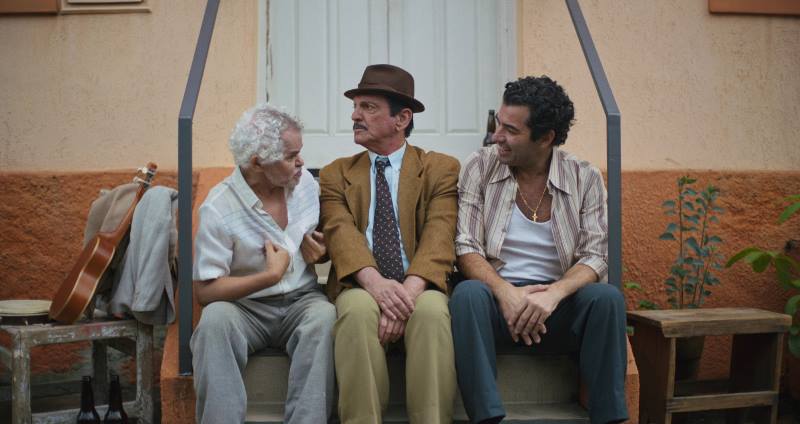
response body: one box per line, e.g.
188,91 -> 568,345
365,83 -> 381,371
49,235 -> 117,323
49,164 -> 157,324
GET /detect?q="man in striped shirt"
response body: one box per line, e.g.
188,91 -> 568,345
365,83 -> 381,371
449,76 -> 628,424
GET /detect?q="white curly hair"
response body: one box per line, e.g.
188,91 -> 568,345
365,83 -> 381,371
228,104 -> 303,167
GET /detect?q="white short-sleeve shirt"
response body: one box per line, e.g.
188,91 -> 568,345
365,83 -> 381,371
193,167 -> 320,298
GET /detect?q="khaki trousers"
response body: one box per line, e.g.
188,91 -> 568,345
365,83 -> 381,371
334,288 -> 456,424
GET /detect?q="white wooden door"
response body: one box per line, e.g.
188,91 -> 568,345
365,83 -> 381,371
265,0 -> 515,168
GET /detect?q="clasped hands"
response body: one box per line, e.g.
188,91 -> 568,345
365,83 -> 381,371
359,269 -> 426,345
496,283 -> 561,346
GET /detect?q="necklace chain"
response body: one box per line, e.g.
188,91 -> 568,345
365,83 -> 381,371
517,182 -> 549,222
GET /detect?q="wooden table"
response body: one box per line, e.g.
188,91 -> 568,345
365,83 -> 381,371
627,308 -> 791,424
0,319 -> 154,424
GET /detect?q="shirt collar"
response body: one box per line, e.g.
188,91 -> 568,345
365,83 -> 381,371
232,166 -> 262,208
547,147 -> 570,195
490,146 -> 570,195
368,142 -> 407,171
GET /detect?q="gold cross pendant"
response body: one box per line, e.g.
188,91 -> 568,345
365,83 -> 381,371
532,212 -> 538,222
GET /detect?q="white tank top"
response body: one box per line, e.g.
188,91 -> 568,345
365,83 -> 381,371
497,204 -> 562,284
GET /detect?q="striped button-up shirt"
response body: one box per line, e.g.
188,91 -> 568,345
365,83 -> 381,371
455,145 -> 608,282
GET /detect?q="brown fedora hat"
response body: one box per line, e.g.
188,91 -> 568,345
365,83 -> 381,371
344,64 -> 425,113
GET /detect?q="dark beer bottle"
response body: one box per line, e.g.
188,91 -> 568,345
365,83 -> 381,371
77,376 -> 101,423
103,374 -> 129,423
482,109 -> 496,146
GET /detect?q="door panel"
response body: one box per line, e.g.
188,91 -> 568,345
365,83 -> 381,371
268,0 -> 511,167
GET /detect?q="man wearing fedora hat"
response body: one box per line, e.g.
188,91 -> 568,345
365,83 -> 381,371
319,64 -> 459,423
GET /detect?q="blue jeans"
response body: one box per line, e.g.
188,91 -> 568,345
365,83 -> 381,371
449,280 -> 629,424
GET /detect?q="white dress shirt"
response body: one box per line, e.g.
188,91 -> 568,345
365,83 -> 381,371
193,166 -> 320,298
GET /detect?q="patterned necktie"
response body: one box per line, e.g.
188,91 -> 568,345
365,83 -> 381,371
373,158 -> 405,282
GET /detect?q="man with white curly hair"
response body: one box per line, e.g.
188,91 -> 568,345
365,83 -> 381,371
190,104 -> 335,423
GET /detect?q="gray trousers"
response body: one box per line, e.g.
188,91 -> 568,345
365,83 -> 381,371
191,287 -> 336,424
449,280 -> 628,424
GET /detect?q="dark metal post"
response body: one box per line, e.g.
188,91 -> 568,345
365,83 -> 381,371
177,0 -> 220,376
565,0 -> 622,287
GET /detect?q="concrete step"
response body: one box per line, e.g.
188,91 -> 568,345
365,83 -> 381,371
245,401 -> 588,424
244,347 -> 583,423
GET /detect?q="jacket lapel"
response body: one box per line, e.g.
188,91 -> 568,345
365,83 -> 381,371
343,153 -> 372,233
398,146 -> 422,258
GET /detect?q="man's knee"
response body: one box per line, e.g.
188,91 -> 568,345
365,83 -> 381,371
190,302 -> 239,352
409,290 -> 450,325
449,279 -> 493,311
579,283 -> 625,312
194,301 -> 241,340
303,301 -> 336,335
334,288 -> 379,332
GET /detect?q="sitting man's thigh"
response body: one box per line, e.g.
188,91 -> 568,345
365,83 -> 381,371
410,290 -> 449,322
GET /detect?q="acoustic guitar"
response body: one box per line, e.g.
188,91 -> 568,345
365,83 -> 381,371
49,163 -> 157,324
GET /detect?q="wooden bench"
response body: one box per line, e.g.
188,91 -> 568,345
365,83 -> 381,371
0,319 -> 154,424
628,308 -> 791,424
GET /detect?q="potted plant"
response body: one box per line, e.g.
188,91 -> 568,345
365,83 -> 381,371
725,195 -> 800,396
658,176 -> 726,379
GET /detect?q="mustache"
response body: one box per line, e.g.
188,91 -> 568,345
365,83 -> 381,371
353,123 -> 367,131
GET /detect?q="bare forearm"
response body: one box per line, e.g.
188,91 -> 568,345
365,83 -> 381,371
457,252 -> 512,296
195,271 -> 282,305
548,263 -> 599,301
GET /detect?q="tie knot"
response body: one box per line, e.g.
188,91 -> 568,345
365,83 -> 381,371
375,157 -> 390,173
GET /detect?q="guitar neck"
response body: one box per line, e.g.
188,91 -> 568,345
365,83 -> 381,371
102,163 -> 157,245
104,183 -> 148,245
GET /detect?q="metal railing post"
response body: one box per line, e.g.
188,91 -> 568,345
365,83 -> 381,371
565,0 -> 622,287
177,0 -> 220,376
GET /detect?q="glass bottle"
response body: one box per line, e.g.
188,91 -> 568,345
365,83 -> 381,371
482,109 -> 496,146
103,374 -> 128,423
76,376 -> 101,423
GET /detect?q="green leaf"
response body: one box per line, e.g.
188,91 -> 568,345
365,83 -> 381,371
706,235 -> 722,244
725,247 -> 762,267
773,255 -> 800,287
785,294 -> 800,316
665,223 -> 678,233
712,206 -> 724,213
685,215 -> 700,225
685,237 -> 702,256
683,201 -> 695,211
659,232 -> 676,241
638,300 -> 657,310
778,201 -> 800,224
709,216 -> 719,224
684,188 -> 697,196
790,279 -> 800,289
662,200 -> 676,208
789,334 -> 800,358
623,282 -> 641,290
785,194 -> 800,202
751,252 -> 773,273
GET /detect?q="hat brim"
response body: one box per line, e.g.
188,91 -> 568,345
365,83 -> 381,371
344,88 -> 425,113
